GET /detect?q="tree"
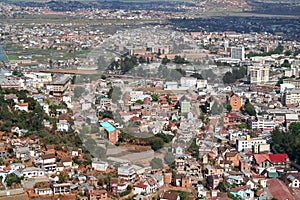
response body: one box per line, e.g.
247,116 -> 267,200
187,138 -> 199,159
244,99 -> 256,116
5,174 -> 21,187
150,158 -> 163,169
173,55 -> 189,64
161,56 -> 170,65
281,59 -> 291,68
150,138 -> 164,151
226,104 -> 232,112
151,94 -> 158,102
135,99 -> 144,105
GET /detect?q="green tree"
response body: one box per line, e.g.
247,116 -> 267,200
161,56 -> 170,65
226,104 -> 232,112
150,138 -> 164,151
244,99 -> 256,116
5,174 -> 21,187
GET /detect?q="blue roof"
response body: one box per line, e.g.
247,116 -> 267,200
100,122 -> 116,132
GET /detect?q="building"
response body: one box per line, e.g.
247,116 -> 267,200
227,92 -> 242,112
92,160 -> 109,172
89,189 -> 108,200
247,65 -> 269,84
253,154 -> 290,168
180,77 -> 197,88
181,100 -> 191,113
248,116 -> 276,131
45,75 -> 71,97
285,114 -> 299,130
236,136 -> 267,152
118,164 -> 136,181
283,89 -> 300,106
100,122 -> 118,144
231,46 -> 245,60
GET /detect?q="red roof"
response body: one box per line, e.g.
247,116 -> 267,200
131,116 -> 142,121
267,178 -> 295,200
231,185 -> 250,192
135,184 -> 147,189
254,154 -> 288,165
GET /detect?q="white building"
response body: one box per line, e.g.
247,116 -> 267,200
248,116 -> 276,131
92,160 -> 109,172
118,164 -> 136,181
21,167 -> 45,178
236,137 -> 267,152
231,46 -> 245,60
247,65 -> 269,84
283,89 -> 300,106
180,77 -> 197,88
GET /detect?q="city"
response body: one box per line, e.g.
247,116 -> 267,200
0,0 -> 300,200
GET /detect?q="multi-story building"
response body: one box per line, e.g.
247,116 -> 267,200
118,164 -> 136,181
248,116 -> 276,131
236,136 -> 267,152
283,89 -> 300,106
181,100 -> 191,113
247,65 -> 269,84
231,46 -> 245,60
46,75 -> 71,97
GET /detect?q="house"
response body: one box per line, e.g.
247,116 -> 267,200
51,183 -> 71,194
263,178 -> 295,200
173,174 -> 191,188
230,185 -> 254,199
281,172 -> 300,188
89,189 -> 108,200
144,177 -> 158,194
227,92 -> 242,112
15,100 -> 29,112
21,167 -> 45,178
14,147 -> 30,160
100,121 -> 119,144
56,120 -> 70,132
225,151 -> 241,167
34,182 -> 53,196
40,154 -> 56,172
61,157 -> 72,167
253,153 -> 290,168
118,164 -> 136,181
134,184 -> 149,195
92,160 -> 108,172
207,175 -> 220,189
161,192 -> 180,200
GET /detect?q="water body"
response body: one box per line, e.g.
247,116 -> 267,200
0,46 -> 8,62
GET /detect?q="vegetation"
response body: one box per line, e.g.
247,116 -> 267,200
173,55 -> 189,64
118,130 -> 170,151
161,56 -> 170,65
5,174 -> 22,187
187,138 -> 199,159
109,55 -> 139,74
272,123 -> 300,164
222,67 -> 247,84
243,98 -> 256,116
226,104 -> 232,112
247,45 -> 284,57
